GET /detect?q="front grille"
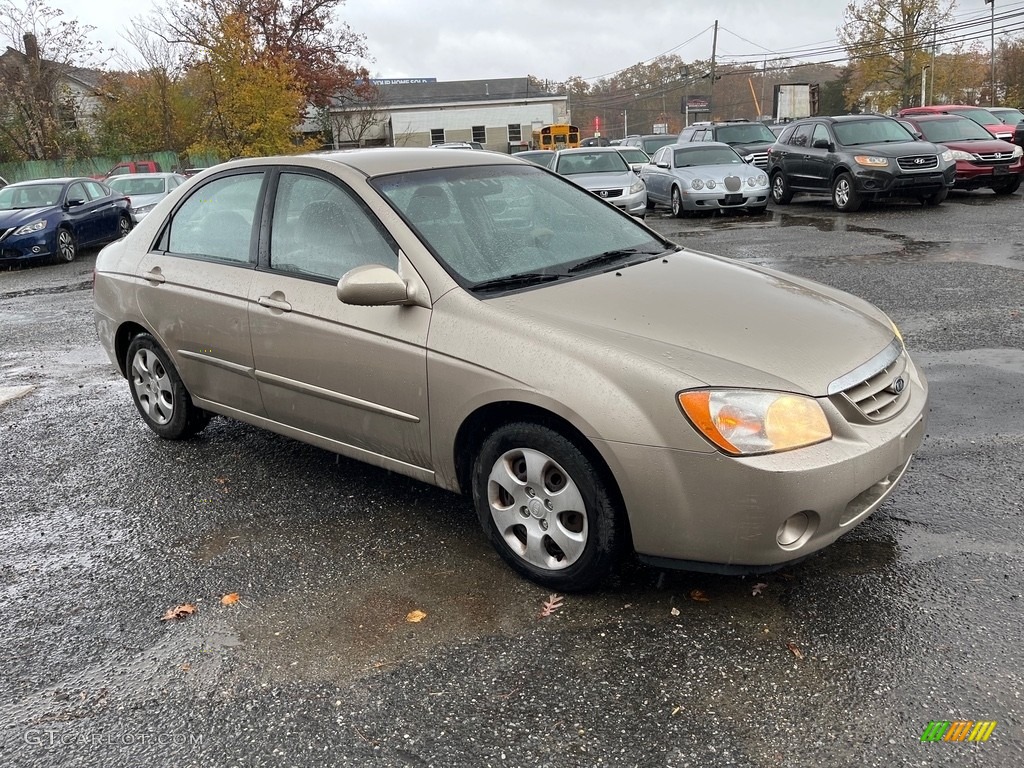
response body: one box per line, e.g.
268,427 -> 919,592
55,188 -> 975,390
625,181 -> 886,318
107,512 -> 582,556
746,152 -> 769,168
829,340 -> 911,422
594,189 -> 623,199
896,154 -> 939,171
974,151 -> 1016,164
724,175 -> 741,192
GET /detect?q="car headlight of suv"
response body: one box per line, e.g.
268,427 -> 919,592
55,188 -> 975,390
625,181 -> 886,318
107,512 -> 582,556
13,219 -> 47,236
678,389 -> 832,456
1012,146 -> 1023,158
629,179 -> 645,194
941,149 -> 955,162
946,149 -> 976,162
854,155 -> 889,167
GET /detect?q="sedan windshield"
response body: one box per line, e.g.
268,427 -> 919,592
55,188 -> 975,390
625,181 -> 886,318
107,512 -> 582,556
109,177 -> 168,195
715,123 -> 777,145
555,151 -> 629,175
673,147 -> 743,167
915,118 -> 994,143
373,164 -> 668,288
0,184 -> 62,209
833,120 -> 914,146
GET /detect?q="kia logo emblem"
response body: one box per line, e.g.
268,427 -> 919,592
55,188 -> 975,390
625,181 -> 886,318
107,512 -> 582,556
886,376 -> 906,395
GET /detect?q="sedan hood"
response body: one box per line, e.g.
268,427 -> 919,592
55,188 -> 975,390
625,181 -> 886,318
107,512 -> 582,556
125,193 -> 165,208
0,207 -> 51,228
491,251 -> 895,395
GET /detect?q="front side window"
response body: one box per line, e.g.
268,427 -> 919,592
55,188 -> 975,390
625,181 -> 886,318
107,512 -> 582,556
811,124 -> 831,146
165,173 -> 263,264
269,172 -> 397,281
66,182 -> 88,204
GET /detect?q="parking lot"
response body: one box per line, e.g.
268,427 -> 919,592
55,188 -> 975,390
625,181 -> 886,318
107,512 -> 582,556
1,188 -> 1022,767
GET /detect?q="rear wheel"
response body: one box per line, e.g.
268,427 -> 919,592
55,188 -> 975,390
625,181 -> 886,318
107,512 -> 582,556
993,176 -> 1021,195
831,172 -> 862,212
770,172 -> 793,205
126,334 -> 212,440
472,422 -> 625,591
670,187 -> 687,218
56,228 -> 76,262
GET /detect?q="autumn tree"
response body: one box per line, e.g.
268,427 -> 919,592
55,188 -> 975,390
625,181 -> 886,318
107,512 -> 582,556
186,12 -> 314,157
838,0 -> 953,111
0,0 -> 101,160
997,36 -> 1024,106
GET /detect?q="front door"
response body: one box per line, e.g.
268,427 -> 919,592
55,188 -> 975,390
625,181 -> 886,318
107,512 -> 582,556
248,170 -> 431,470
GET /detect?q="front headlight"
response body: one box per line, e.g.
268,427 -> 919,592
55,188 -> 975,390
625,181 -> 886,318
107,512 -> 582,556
705,179 -> 717,189
678,389 -> 832,456
757,173 -> 769,186
946,149 -> 975,162
1012,146 -> 1023,158
941,149 -> 955,162
133,203 -> 157,214
854,155 -> 889,167
690,179 -> 705,190
629,180 -> 645,194
14,219 -> 47,236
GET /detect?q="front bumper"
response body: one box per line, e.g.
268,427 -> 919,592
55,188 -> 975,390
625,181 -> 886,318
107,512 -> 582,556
597,355 -> 929,571
0,229 -> 56,263
853,165 -> 956,198
952,160 -> 1024,189
681,186 -> 769,211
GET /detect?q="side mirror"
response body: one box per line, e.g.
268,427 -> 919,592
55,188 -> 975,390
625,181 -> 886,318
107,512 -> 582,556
657,161 -> 670,169
811,138 -> 833,150
337,264 -> 412,306
65,198 -> 85,208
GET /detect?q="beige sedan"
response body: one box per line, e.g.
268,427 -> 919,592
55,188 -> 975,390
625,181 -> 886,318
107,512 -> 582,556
94,148 -> 928,591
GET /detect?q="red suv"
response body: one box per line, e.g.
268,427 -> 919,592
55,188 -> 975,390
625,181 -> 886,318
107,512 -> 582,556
897,114 -> 1023,195
898,105 -> 1014,142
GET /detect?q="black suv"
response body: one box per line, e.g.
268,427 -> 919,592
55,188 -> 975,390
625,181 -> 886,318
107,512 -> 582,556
620,134 -> 678,156
767,115 -> 956,211
678,119 -> 777,168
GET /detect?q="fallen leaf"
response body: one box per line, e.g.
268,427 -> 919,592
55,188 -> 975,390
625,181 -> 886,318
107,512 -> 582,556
406,609 -> 427,623
670,607 -> 680,616
752,582 -> 768,596
689,589 -> 710,603
160,603 -> 196,622
220,592 -> 240,606
786,641 -> 804,660
540,594 -> 564,617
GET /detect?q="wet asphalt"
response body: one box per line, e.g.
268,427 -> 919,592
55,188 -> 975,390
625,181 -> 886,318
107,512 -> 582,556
0,189 -> 1022,767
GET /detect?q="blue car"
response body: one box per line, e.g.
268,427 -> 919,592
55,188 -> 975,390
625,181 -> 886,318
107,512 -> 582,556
0,177 -> 133,265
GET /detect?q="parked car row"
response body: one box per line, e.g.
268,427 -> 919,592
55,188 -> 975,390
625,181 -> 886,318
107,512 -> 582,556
0,172 -> 189,266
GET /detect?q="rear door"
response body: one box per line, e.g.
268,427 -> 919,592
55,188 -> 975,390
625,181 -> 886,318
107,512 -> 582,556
135,169 -> 267,416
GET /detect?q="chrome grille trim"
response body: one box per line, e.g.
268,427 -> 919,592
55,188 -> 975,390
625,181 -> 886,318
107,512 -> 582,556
829,338 -> 911,422
827,337 -> 902,395
896,155 -> 939,171
724,175 -> 742,192
746,152 -> 769,168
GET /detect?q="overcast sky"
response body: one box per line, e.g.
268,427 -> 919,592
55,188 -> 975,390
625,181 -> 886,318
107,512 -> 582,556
51,0 -> 1005,83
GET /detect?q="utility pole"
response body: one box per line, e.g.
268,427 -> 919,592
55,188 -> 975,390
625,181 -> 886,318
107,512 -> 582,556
709,20 -> 719,120
985,0 -> 995,105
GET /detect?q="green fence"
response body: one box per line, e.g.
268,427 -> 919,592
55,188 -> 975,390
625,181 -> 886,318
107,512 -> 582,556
0,151 -> 224,183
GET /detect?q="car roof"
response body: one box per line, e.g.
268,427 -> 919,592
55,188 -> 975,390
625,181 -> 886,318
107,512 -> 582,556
556,146 -> 620,154
8,177 -> 80,187
219,148 -> 523,178
899,113 -> 970,122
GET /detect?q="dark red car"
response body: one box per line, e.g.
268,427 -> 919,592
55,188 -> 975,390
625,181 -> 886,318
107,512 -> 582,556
897,114 -> 1024,195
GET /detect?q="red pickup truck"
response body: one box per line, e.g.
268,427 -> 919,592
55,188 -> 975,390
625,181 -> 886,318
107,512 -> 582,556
97,161 -> 162,179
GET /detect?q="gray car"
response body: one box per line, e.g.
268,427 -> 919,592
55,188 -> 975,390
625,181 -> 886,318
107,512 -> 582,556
641,142 -> 770,217
107,173 -> 187,222
552,147 -> 647,217
94,148 -> 927,591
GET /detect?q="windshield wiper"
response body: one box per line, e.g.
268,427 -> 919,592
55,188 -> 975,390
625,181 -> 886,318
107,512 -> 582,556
567,247 -> 665,274
470,272 -> 563,293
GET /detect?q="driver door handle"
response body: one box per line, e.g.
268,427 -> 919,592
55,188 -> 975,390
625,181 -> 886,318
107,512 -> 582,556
143,268 -> 165,284
257,295 -> 292,312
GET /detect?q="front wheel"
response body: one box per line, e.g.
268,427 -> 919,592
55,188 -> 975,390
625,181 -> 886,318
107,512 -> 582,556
56,228 -> 76,262
126,334 -> 212,440
670,187 -> 687,218
921,187 -> 948,206
993,176 -> 1021,196
472,423 -> 625,591
117,214 -> 133,238
831,172 -> 863,212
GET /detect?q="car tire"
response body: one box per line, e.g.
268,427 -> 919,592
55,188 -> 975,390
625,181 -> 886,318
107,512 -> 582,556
749,204 -> 769,215
831,172 -> 862,212
472,422 -> 625,592
56,227 -> 76,263
770,172 -> 793,205
126,334 -> 212,440
670,187 -> 687,218
920,187 -> 948,206
645,197 -> 656,211
993,177 -> 1021,195
117,214 -> 133,239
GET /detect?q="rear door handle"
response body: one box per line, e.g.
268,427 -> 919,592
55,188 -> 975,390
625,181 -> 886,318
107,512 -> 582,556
257,295 -> 292,312
143,268 -> 165,284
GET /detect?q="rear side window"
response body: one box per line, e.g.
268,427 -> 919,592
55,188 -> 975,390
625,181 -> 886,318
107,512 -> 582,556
165,173 -> 263,264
